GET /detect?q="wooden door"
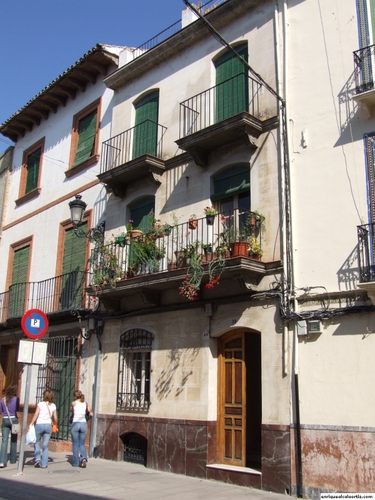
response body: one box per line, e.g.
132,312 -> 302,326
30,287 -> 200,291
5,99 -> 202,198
218,330 -> 246,465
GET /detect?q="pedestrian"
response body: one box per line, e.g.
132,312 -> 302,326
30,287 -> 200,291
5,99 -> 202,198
0,385 -> 20,467
70,390 -> 93,468
29,389 -> 58,468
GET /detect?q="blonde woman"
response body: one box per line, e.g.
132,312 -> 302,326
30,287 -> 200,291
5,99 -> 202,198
29,390 -> 58,468
70,390 -> 93,468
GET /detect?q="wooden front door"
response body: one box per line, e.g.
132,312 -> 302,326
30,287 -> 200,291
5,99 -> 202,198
218,330 -> 246,465
218,330 -> 262,468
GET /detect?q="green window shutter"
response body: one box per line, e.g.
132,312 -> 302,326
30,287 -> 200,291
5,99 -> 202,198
61,225 -> 87,308
215,45 -> 248,122
130,198 -> 155,232
212,166 -> 250,201
10,246 -> 30,317
133,93 -> 159,158
25,148 -> 41,194
72,111 -> 97,168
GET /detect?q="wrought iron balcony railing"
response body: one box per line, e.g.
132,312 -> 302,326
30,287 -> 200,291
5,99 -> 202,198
89,209 -> 264,288
179,73 -> 262,138
357,223 -> 375,282
0,271 -> 89,323
100,120 -> 167,174
354,44 -> 375,94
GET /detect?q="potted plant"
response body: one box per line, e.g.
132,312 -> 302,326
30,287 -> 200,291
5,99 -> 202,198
248,236 -> 263,260
188,214 -> 198,230
131,234 -> 166,274
115,232 -> 129,247
247,210 -> 265,234
204,206 -> 218,226
126,220 -> 143,240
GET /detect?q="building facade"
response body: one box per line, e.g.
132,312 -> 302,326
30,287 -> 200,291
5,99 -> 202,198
1,0 -> 375,497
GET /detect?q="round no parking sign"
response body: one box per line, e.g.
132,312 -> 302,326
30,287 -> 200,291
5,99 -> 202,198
21,309 -> 49,339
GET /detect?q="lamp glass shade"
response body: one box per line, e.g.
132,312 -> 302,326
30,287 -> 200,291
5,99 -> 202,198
69,195 -> 87,225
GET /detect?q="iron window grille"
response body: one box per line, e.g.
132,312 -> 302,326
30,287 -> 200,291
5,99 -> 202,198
117,329 -> 152,411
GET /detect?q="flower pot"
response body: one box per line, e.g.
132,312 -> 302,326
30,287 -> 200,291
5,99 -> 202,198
230,242 -> 248,257
130,229 -> 143,240
188,219 -> 198,230
205,215 -> 215,226
115,236 -> 126,247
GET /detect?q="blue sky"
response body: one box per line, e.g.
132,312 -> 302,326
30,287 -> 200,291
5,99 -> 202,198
0,0 -> 186,155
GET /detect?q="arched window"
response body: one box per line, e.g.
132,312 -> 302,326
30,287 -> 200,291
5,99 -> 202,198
133,91 -> 159,158
129,197 -> 155,232
117,329 -> 152,411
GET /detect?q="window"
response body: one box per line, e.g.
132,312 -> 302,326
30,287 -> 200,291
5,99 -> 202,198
133,92 -> 159,158
215,44 -> 248,122
17,138 -> 44,205
57,217 -> 89,310
117,329 -> 152,411
365,132 -> 375,223
356,0 -> 375,90
212,166 -> 250,229
8,239 -> 32,318
68,99 -> 101,176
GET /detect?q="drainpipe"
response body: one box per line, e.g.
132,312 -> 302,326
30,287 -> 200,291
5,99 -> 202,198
89,324 -> 103,458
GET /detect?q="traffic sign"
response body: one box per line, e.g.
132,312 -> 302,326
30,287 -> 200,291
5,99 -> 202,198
21,309 -> 49,339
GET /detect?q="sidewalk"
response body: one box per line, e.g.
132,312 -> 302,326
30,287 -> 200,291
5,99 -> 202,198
0,450 -> 291,500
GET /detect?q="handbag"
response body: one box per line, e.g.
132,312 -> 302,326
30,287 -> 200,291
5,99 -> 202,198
4,400 -> 20,434
46,402 -> 59,434
85,402 -> 92,421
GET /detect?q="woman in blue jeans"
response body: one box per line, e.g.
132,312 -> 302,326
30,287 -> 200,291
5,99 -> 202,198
70,390 -> 93,468
0,385 -> 20,467
29,390 -> 58,468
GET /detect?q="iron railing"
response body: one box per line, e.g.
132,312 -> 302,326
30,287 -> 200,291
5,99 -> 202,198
100,120 -> 167,174
89,209 -> 264,287
354,45 -> 375,94
131,0 -> 229,61
179,74 -> 262,138
0,271 -> 89,323
357,223 -> 375,282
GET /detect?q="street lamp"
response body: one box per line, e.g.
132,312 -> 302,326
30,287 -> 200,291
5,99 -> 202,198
68,194 -> 105,243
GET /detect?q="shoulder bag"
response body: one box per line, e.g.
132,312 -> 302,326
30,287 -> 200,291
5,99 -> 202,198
4,400 -> 20,434
46,402 -> 59,433
85,402 -> 92,421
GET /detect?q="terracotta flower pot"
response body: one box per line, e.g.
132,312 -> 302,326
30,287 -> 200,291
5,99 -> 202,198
188,219 -> 198,230
230,242 -> 248,257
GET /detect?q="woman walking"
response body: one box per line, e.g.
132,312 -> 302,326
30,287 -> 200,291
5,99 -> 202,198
0,385 -> 20,467
29,389 -> 58,468
70,390 -> 93,468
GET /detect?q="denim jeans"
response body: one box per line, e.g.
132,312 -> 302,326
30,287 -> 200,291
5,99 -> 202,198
0,418 -> 18,465
34,423 -> 52,467
70,422 -> 87,467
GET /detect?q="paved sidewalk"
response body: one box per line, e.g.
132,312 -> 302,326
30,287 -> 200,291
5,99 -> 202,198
0,450 -> 291,500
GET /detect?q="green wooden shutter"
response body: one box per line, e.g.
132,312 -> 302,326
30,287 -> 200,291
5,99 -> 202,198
72,111 -> 97,168
130,198 -> 155,232
133,93 -> 159,158
25,148 -> 41,194
212,166 -> 250,201
60,225 -> 87,308
10,246 -> 30,317
215,45 -> 248,122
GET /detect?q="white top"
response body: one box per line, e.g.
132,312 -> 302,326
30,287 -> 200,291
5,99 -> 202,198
36,401 -> 56,425
72,401 -> 86,423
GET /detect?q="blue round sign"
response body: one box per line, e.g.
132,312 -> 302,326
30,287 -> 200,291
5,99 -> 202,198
21,309 -> 49,339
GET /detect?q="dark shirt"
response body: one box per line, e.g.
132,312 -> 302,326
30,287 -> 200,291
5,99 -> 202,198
0,396 -> 20,417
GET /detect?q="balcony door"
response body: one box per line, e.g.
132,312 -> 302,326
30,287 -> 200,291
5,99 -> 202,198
218,330 -> 261,469
357,0 -> 375,90
60,224 -> 87,309
215,45 -> 248,122
9,245 -> 30,318
133,92 -> 159,158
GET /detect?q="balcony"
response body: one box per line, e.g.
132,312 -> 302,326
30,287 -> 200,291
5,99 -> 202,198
176,74 -> 279,166
98,120 -> 167,197
88,210 -> 281,312
0,271 -> 90,330
353,45 -> 375,117
357,223 -> 375,303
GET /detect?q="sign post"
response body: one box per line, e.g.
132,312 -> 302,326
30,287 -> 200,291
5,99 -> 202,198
17,309 -> 48,475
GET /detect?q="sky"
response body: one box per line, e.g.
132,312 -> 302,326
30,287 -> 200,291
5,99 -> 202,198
0,0 -> 187,155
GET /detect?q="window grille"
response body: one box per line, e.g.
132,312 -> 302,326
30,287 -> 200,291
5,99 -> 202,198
117,329 -> 152,411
